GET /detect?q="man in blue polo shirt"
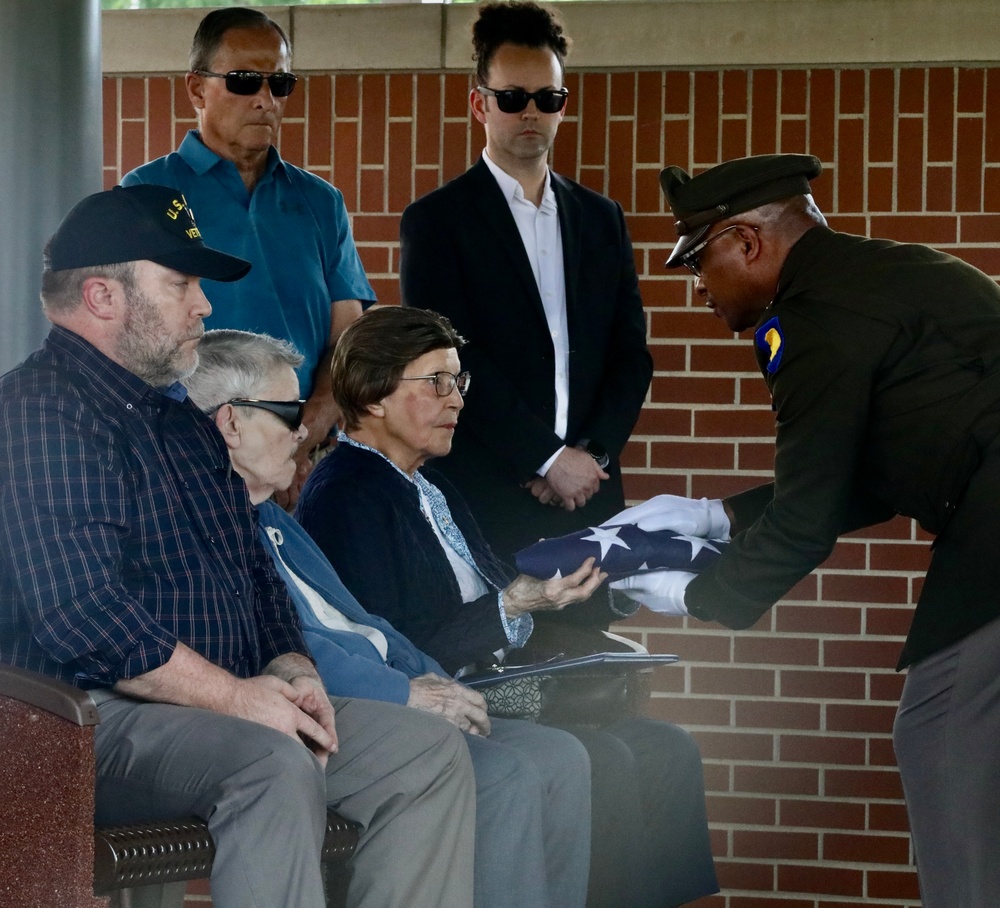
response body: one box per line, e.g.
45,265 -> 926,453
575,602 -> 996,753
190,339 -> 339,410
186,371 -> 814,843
123,6 -> 374,504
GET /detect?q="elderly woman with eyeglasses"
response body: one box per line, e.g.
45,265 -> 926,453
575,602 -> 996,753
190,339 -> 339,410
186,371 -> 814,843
296,306 -> 718,908
298,306 -> 606,669
186,327 -> 595,908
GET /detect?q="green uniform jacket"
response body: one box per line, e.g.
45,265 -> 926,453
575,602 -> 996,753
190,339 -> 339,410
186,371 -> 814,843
687,226 -> 1000,668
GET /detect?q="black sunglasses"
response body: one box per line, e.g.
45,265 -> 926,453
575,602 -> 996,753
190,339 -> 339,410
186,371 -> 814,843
225,398 -> 306,430
196,69 -> 299,98
477,85 -> 569,114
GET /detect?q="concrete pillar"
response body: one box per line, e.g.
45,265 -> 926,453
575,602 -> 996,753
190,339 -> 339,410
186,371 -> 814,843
0,0 -> 103,374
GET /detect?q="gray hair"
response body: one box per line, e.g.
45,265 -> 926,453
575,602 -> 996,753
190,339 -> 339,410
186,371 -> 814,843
189,7 -> 291,73
40,256 -> 136,315
186,329 -> 303,413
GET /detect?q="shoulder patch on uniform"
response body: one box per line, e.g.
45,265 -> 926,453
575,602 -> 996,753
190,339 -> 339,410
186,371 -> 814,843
755,316 -> 784,374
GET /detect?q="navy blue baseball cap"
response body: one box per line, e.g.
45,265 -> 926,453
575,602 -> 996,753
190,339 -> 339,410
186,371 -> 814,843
46,184 -> 250,282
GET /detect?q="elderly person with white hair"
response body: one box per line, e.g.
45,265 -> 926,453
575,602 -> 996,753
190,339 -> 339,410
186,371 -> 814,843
185,327 -> 593,908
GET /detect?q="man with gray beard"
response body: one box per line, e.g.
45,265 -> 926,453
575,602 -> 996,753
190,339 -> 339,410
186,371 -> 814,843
0,184 -> 476,908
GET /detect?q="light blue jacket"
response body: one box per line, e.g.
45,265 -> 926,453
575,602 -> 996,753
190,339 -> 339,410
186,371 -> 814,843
256,501 -> 447,704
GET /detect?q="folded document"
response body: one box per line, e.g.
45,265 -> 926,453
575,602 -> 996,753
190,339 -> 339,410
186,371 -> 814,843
461,651 -> 679,689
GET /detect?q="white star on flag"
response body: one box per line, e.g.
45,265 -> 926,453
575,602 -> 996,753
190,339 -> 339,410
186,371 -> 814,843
514,522 -> 728,581
671,533 -> 722,561
580,525 -> 632,559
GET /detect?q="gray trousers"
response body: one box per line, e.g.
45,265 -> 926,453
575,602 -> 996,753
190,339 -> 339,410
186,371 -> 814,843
93,694 -> 476,908
466,717 -> 591,908
894,615 -> 1000,908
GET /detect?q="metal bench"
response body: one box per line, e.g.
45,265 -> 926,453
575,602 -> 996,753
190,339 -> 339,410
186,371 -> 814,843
0,663 -> 358,908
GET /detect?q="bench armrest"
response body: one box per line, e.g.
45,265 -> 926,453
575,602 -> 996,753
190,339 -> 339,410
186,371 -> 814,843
0,662 -> 99,726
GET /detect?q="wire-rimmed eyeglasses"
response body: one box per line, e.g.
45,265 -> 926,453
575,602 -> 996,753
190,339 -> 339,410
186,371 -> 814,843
399,371 -> 471,398
680,224 -> 758,277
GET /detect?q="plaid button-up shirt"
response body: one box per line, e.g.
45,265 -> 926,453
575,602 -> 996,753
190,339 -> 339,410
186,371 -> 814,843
0,326 -> 308,688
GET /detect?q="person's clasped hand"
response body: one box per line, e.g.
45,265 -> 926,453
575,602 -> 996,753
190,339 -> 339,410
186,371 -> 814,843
407,673 -> 491,736
543,447 -> 609,512
610,570 -> 696,616
602,494 -> 731,540
503,556 -> 607,617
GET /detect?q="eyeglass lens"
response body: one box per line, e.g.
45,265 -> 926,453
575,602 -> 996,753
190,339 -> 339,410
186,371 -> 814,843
683,257 -> 702,278
400,372 -> 471,397
229,399 -> 305,430
480,87 -> 568,114
200,70 -> 298,97
228,70 -> 297,97
434,371 -> 471,397
680,225 -> 746,277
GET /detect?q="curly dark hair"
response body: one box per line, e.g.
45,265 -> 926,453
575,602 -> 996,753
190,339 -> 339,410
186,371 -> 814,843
472,1 -> 570,86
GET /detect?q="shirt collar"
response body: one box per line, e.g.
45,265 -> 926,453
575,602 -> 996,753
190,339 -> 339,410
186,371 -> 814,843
338,433 -> 443,505
45,326 -> 189,407
178,130 -> 284,183
482,150 -> 556,211
773,224 -> 833,305
162,382 -> 190,402
339,432 -> 416,485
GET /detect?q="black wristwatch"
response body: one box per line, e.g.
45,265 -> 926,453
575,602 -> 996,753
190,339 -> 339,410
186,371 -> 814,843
584,440 -> 610,470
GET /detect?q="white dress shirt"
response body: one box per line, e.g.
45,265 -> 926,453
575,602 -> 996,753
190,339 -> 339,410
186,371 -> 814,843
482,151 -> 569,476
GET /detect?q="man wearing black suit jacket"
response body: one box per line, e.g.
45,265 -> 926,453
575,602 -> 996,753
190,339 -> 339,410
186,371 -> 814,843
399,2 -> 653,608
398,9 -> 718,908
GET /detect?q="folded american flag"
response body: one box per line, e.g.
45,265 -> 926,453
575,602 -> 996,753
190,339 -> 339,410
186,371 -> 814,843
514,524 -> 727,581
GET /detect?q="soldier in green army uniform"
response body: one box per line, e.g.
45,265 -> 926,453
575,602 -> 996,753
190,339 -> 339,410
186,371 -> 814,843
610,154 -> 1000,908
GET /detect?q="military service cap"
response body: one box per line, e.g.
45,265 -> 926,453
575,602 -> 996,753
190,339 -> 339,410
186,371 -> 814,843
660,154 -> 822,268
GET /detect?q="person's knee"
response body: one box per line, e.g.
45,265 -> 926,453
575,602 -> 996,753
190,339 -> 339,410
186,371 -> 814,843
466,733 -> 532,794
590,729 -> 637,778
613,717 -> 703,771
557,729 -> 590,783
657,721 -> 703,769
432,717 -> 474,774
410,713 -> 476,797
532,725 -> 591,796
248,730 -> 328,817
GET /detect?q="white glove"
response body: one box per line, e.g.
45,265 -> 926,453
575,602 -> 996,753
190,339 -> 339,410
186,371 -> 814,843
602,494 -> 731,541
610,571 -> 695,616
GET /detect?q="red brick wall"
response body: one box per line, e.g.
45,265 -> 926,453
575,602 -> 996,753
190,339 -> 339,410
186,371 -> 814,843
104,66 -> 1000,907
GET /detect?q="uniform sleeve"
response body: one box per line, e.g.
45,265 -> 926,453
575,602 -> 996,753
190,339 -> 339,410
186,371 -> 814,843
0,393 -> 177,684
689,308 -> 896,627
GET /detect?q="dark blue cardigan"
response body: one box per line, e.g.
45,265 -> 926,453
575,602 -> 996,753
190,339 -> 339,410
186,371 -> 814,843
295,443 -> 516,675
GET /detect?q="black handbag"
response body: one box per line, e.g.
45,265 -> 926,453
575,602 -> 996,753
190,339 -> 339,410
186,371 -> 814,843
463,620 -> 677,726
479,665 -> 654,725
